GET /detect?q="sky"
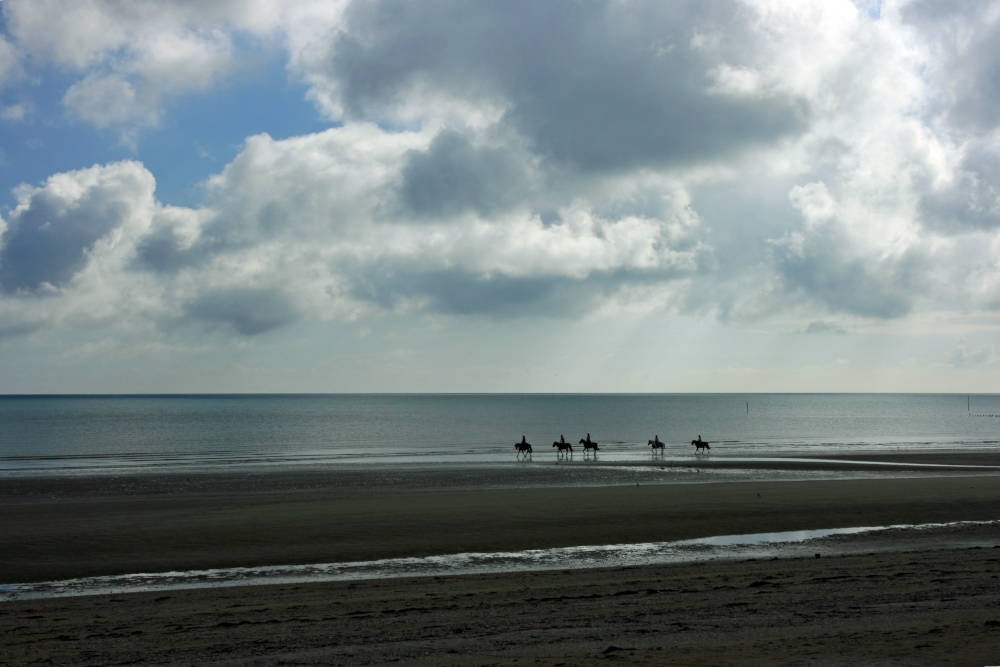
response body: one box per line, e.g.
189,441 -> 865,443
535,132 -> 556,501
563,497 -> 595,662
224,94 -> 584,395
0,0 -> 999,394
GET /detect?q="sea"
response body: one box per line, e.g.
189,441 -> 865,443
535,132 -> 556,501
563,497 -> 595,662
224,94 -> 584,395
2,393 -> 999,477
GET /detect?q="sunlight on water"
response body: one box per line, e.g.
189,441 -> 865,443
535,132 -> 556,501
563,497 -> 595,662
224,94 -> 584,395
3,520 -> 995,602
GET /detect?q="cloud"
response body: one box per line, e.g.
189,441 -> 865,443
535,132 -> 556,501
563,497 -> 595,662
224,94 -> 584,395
350,266 -> 602,318
15,119 -> 693,337
920,141 -> 1000,232
62,74 -> 155,131
181,125 -> 706,320
131,205 -> 213,273
182,286 -> 299,335
3,0 -> 260,69
950,341 -> 998,367
0,161 -> 154,293
0,319 -> 41,341
900,0 -> 1000,134
0,102 -> 32,121
804,321 -> 848,335
766,178 -> 930,319
317,0 -> 809,171
0,35 -> 21,88
2,0 -> 263,133
769,224 -> 922,319
895,3 -> 1000,233
395,129 -> 532,219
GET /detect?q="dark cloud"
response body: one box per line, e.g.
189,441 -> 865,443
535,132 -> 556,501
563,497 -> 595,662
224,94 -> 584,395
771,227 -> 923,319
920,145 -> 1000,232
132,229 -> 203,273
331,0 -> 809,171
902,4 -> 1000,234
902,0 -> 1000,133
414,272 -> 593,317
350,262 -> 683,319
0,320 -> 41,341
396,129 -> 530,219
0,162 -> 154,293
182,287 -> 299,335
0,187 -> 129,292
351,264 -> 591,317
804,321 -> 848,335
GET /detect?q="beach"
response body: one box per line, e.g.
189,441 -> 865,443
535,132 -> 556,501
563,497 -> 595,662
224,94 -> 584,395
3,455 -> 1000,664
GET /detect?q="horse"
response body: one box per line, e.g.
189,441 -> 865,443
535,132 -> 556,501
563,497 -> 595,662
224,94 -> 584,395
648,436 -> 665,453
579,434 -> 599,455
552,435 -> 573,457
515,436 -> 533,458
691,438 -> 710,453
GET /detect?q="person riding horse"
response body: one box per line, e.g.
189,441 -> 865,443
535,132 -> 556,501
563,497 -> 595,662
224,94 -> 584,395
579,433 -> 599,452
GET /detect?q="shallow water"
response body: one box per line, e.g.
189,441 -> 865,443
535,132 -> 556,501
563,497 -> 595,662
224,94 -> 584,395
3,393 -> 1000,476
3,520 -> 996,602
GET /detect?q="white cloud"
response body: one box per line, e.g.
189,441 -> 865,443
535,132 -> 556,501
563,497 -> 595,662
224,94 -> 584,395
131,28 -> 234,93
0,35 -> 20,88
789,182 -> 837,227
62,74 -> 152,130
0,116 -> 713,339
0,102 -> 31,121
2,0 -> 288,133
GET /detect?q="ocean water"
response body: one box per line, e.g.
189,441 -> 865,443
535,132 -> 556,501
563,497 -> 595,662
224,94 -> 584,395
1,393 -> 999,476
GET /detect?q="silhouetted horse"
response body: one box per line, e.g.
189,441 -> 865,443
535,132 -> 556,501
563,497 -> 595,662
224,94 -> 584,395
552,435 -> 573,457
515,436 -> 533,458
691,438 -> 710,453
648,435 -> 665,451
579,434 -> 599,454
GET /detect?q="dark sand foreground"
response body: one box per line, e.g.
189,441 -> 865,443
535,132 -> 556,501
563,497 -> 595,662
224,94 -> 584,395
4,546 -> 1000,665
3,456 -> 1000,664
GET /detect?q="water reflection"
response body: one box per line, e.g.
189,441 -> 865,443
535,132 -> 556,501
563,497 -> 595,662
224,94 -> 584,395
3,520 -> 995,602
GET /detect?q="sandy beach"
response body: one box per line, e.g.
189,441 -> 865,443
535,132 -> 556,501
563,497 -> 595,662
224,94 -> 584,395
3,455 -> 1000,664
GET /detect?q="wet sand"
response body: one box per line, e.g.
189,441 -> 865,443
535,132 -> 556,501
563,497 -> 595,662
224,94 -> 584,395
3,470 -> 1000,584
2,456 -> 1000,664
